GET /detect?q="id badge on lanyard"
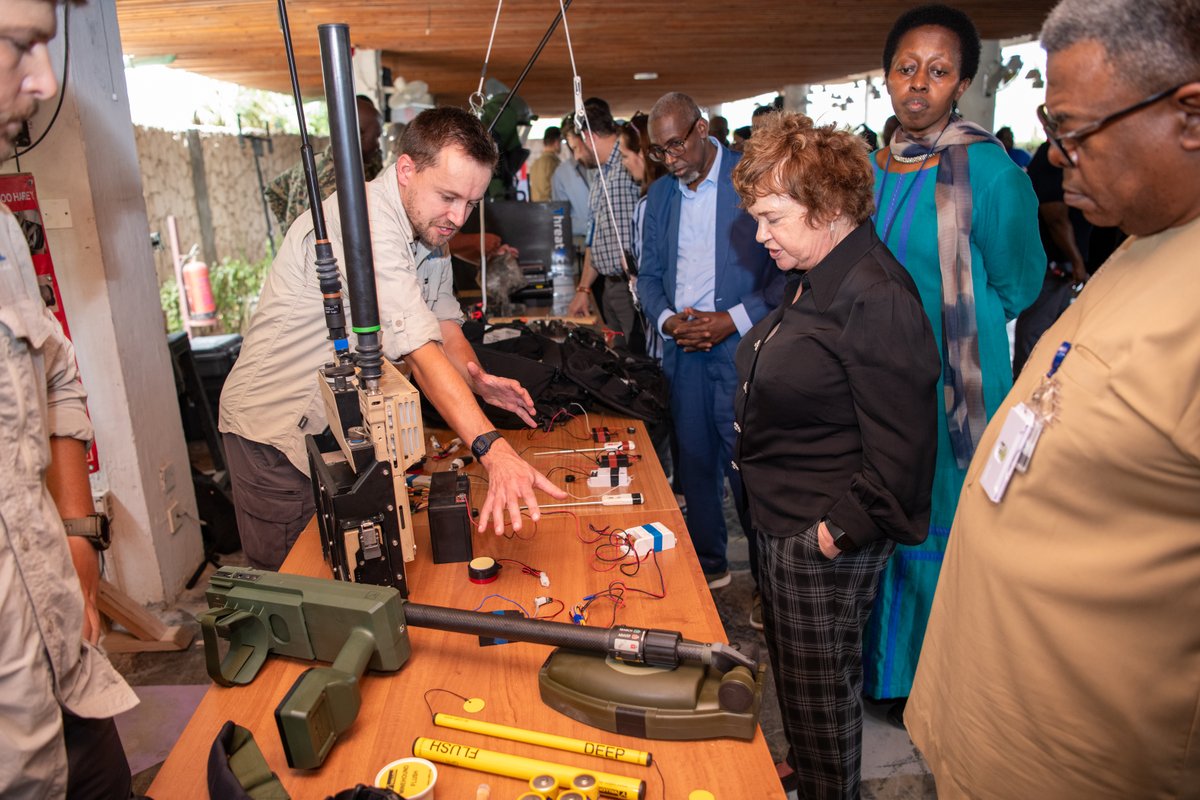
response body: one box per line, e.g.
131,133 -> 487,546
980,342 -> 1071,503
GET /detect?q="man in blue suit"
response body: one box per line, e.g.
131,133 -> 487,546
639,92 -> 783,610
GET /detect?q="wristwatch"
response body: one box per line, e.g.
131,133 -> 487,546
470,430 -> 503,459
823,518 -> 858,553
63,514 -> 111,551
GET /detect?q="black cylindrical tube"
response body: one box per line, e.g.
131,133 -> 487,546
404,603 -> 689,669
318,23 -> 382,386
406,602 -> 616,650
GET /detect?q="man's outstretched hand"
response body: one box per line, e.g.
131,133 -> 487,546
475,438 -> 567,534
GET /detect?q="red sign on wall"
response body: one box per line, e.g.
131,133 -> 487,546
0,172 -> 100,473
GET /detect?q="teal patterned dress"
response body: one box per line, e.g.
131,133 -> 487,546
863,141 -> 1044,699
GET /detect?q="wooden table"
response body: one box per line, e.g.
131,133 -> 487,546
150,414 -> 783,799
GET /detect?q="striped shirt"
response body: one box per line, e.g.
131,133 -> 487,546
587,142 -> 639,277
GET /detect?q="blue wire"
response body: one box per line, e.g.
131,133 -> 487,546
472,594 -> 529,617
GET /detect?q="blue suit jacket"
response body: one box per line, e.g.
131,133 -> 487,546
636,146 -> 783,369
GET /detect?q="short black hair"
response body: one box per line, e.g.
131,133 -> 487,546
882,4 -> 982,82
544,126 -> 561,144
752,105 -> 776,119
734,125 -> 752,141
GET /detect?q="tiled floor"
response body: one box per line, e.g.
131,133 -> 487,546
109,493 -> 935,799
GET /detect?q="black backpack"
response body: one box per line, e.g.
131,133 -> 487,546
421,321 -> 667,430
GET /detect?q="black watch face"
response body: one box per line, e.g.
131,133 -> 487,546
472,431 -> 499,458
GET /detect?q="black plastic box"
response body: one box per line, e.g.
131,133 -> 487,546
428,472 -> 474,564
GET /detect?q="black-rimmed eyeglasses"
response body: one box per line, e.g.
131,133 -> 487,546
647,116 -> 700,163
1037,81 -> 1190,165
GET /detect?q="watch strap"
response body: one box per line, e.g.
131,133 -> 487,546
63,514 -> 111,551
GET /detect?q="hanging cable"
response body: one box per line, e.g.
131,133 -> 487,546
14,2 -> 70,158
486,1 -> 575,132
469,0 -> 504,317
472,0 -> 580,317
469,0 -> 505,117
559,0 -> 634,286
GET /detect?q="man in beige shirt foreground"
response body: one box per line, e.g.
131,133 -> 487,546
1,1 -> 140,796
907,0 -> 1200,796
220,107 -> 564,570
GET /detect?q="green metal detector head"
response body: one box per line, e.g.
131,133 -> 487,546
537,648 -> 766,741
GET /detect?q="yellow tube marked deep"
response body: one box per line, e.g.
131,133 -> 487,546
412,737 -> 645,800
433,713 -> 652,766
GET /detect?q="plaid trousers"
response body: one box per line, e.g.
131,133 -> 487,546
759,523 -> 895,800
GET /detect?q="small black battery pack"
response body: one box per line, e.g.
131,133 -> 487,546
428,471 -> 473,564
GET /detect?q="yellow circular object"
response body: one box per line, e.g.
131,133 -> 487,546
375,757 -> 438,799
688,791 -> 716,800
462,696 -> 486,713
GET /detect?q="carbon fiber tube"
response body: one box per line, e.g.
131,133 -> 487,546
318,23 -> 382,386
403,603 -> 687,669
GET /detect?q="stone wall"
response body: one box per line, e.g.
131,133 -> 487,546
134,126 -> 326,282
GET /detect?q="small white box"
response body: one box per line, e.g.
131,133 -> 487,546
625,522 -> 676,559
588,467 -> 630,488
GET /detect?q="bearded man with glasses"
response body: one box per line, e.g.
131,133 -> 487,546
637,92 -> 783,610
905,0 -> 1200,795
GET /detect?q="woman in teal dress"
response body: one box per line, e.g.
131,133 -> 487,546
862,4 -> 1045,717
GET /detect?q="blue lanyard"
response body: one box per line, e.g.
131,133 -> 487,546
873,124 -> 949,243
875,151 -> 934,244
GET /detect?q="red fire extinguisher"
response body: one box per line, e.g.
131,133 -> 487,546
181,245 -> 216,321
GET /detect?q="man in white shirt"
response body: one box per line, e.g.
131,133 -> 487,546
220,107 -> 563,569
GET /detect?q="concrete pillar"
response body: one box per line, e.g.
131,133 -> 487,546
352,48 -> 384,116
782,84 -> 810,116
957,39 -> 1001,132
12,0 -> 201,603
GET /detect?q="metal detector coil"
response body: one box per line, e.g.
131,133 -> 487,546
538,648 -> 766,741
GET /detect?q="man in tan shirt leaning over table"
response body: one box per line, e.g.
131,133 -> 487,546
220,106 -> 564,571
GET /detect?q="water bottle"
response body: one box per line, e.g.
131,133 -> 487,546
550,246 -> 574,316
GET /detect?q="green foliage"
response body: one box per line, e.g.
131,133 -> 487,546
160,250 -> 272,336
208,252 -> 272,334
160,276 -> 183,333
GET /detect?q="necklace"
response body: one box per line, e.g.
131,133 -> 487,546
873,121 -> 951,241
